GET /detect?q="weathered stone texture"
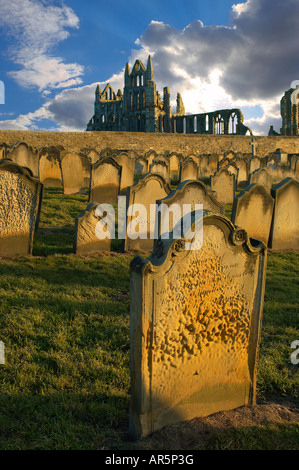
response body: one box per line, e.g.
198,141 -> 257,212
129,214 -> 267,439
269,178 -> 299,250
89,156 -> 122,204
0,161 -> 43,256
231,184 -> 275,245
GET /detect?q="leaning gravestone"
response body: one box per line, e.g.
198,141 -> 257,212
179,158 -> 198,182
39,147 -> 62,187
89,156 -> 122,204
129,212 -> 267,440
210,168 -> 236,205
156,179 -> 224,236
74,203 -> 113,254
268,178 -> 299,250
123,173 -> 171,252
0,160 -> 43,256
60,151 -> 90,194
231,184 -> 275,245
6,141 -> 39,177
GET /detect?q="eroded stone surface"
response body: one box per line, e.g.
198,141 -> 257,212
129,214 -> 267,440
0,161 -> 42,255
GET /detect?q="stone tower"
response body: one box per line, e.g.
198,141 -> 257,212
280,85 -> 299,136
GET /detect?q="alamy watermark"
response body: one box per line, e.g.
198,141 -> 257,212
291,340 -> 299,365
0,81 -> 4,104
0,341 -> 4,365
94,197 -> 203,250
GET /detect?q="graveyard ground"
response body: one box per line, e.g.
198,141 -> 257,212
0,187 -> 298,450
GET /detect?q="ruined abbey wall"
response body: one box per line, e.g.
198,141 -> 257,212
0,130 -> 299,157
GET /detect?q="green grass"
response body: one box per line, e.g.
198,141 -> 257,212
0,187 -> 298,450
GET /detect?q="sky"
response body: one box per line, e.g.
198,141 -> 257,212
0,0 -> 298,136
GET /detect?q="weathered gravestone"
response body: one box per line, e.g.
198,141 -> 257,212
268,178 -> 299,250
231,184 -> 275,245
129,213 -> 267,440
248,168 -> 273,189
39,147 -> 62,187
0,160 -> 43,256
149,159 -> 170,184
123,173 -> 171,252
210,168 -> 236,205
114,152 -> 135,194
179,158 -> 198,183
234,158 -> 249,185
135,156 -> 148,176
74,203 -> 113,254
169,153 -> 182,180
89,156 -> 122,204
156,180 -> 224,236
6,141 -> 39,177
60,151 -> 90,194
249,156 -> 261,174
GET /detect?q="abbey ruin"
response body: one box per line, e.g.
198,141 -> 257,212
86,56 -> 249,135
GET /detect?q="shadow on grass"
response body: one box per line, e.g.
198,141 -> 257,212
0,393 -> 129,450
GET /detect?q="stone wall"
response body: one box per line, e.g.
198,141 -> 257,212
0,130 -> 299,157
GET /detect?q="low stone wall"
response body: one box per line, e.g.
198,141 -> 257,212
0,130 -> 299,157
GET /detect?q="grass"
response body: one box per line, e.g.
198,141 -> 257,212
0,187 -> 298,450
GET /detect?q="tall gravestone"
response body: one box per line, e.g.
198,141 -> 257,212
60,151 -> 90,194
210,168 -> 236,205
269,178 -> 299,250
179,158 -> 198,183
89,156 -> 122,204
129,213 -> 267,440
0,160 -> 43,256
156,180 -> 224,236
231,184 -> 275,245
39,147 -> 62,187
114,152 -> 135,194
123,173 -> 171,252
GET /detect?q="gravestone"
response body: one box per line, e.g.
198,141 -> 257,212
208,154 -> 219,174
145,150 -> 158,168
114,152 -> 135,194
197,155 -> 209,178
123,173 -> 171,252
248,168 -> 273,189
156,179 -> 224,236
210,168 -> 236,205
268,178 -> 299,250
234,158 -> 249,185
129,213 -> 267,440
249,156 -> 261,174
231,184 -> 275,245
225,162 -> 239,183
169,153 -> 181,180
179,158 -> 198,183
150,159 -> 170,184
0,160 -> 43,256
135,156 -> 148,176
74,203 -> 113,254
39,147 -> 62,187
6,141 -> 39,177
60,151 -> 90,194
89,156 -> 122,204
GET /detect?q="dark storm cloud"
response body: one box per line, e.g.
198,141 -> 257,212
138,0 -> 299,101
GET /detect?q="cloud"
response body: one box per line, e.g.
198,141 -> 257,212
133,0 -> 299,134
0,0 -> 83,91
1,0 -> 298,135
